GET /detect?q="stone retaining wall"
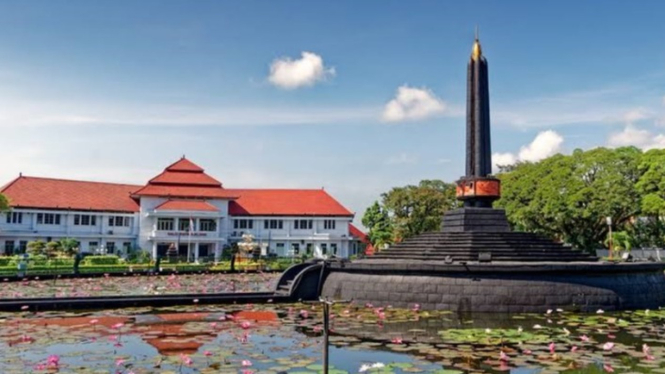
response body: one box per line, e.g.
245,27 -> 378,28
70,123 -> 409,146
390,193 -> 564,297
321,264 -> 665,313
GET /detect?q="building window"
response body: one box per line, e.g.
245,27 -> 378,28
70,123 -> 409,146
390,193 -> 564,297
123,242 -> 132,251
276,243 -> 285,255
157,218 -> 174,231
294,219 -> 313,230
106,242 -> 115,254
324,220 -> 336,230
264,219 -> 283,230
109,216 -> 131,227
200,219 -> 217,232
88,241 -> 98,252
19,241 -> 27,253
4,241 -> 14,254
306,243 -> 313,255
233,219 -> 253,230
321,243 -> 327,255
74,214 -> 96,226
291,243 -> 300,255
37,213 -> 61,225
179,219 -> 193,232
331,243 -> 338,256
6,212 -> 22,224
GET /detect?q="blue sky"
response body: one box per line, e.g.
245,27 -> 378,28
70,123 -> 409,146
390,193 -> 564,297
1,1 -> 665,225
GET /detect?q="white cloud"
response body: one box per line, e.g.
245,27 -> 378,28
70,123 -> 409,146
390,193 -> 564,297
385,152 -> 418,165
268,51 -> 335,89
492,130 -> 564,172
382,86 -> 446,122
517,130 -> 565,162
607,125 -> 665,150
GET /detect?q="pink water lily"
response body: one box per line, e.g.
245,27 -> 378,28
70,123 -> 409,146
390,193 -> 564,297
580,335 -> 590,342
47,354 -> 60,367
240,321 -> 251,329
391,337 -> 403,344
603,364 -> 614,372
643,344 -> 655,360
112,323 -> 124,329
115,358 -> 125,366
241,359 -> 252,367
603,342 -> 615,351
571,346 -> 578,352
204,350 -> 212,357
548,342 -> 556,354
499,351 -> 509,362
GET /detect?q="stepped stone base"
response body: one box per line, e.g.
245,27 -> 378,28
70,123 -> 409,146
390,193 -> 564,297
320,261 -> 665,312
441,208 -> 510,232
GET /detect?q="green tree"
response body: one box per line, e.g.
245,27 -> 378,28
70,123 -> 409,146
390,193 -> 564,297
381,180 -> 458,240
496,147 -> 642,250
27,240 -> 47,256
0,193 -> 8,212
361,201 -> 393,250
45,241 -> 63,258
58,238 -> 79,257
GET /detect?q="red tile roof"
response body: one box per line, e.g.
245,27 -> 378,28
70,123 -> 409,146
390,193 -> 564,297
149,171 -> 222,186
155,200 -> 219,212
349,224 -> 368,242
165,158 -> 204,172
227,189 -> 353,216
133,157 -> 231,198
0,176 -> 141,213
1,158 -> 354,217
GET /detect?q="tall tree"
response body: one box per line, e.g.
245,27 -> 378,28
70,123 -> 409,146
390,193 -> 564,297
0,193 -> 8,212
496,147 -> 642,250
381,180 -> 458,240
361,201 -> 393,250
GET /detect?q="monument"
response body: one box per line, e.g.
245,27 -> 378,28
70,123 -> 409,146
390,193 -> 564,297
302,35 -> 665,313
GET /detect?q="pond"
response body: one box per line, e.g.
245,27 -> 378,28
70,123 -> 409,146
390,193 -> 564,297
0,273 -> 279,298
1,301 -> 664,374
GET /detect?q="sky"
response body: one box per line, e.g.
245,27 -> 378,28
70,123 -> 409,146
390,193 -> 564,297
1,1 -> 665,226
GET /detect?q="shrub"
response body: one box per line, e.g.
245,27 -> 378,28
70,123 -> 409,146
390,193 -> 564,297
82,255 -> 120,265
0,256 -> 19,267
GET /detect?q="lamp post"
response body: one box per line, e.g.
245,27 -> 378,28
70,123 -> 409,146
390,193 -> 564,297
606,217 -> 613,260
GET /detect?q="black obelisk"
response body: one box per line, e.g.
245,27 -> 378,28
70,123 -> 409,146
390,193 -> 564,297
442,34 -> 508,232
455,34 -> 501,209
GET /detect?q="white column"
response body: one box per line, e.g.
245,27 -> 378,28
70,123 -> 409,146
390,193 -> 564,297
152,242 -> 157,260
214,242 -> 220,263
194,242 -> 200,263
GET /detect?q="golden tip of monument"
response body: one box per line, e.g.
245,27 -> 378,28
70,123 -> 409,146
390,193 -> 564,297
471,38 -> 482,60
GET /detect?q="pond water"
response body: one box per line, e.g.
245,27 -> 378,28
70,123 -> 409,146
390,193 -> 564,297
0,273 -> 279,298
1,301 -> 664,374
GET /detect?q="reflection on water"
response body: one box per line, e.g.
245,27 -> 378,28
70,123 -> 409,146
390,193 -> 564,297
0,303 -> 664,373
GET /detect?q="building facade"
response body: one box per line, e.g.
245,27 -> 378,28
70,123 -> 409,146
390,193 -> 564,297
0,158 -> 363,261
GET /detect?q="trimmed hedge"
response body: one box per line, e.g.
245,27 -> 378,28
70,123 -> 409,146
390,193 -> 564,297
82,255 -> 121,266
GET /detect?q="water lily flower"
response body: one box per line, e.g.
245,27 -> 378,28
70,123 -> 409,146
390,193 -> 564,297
643,344 -> 655,360
580,335 -> 590,342
240,321 -> 251,329
571,346 -> 578,352
299,310 -> 309,318
485,328 -> 492,333
517,326 -> 523,333
603,342 -> 615,351
522,349 -> 532,355
603,364 -> 614,372
499,351 -> 509,362
556,308 -> 564,312
241,359 -> 252,367
21,305 -> 29,311
115,358 -> 125,366
89,319 -> 99,325
597,309 -> 605,314
533,324 -> 542,329
359,364 -> 371,372
47,355 -> 60,367
546,309 -> 553,315
204,350 -> 212,357
607,334 -> 616,339
180,354 -> 193,366
411,304 -> 420,312
112,323 -> 124,329
562,328 -> 571,336
549,342 -> 556,354
391,337 -> 403,344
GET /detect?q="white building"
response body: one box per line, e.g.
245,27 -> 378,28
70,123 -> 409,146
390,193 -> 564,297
0,158 -> 366,261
